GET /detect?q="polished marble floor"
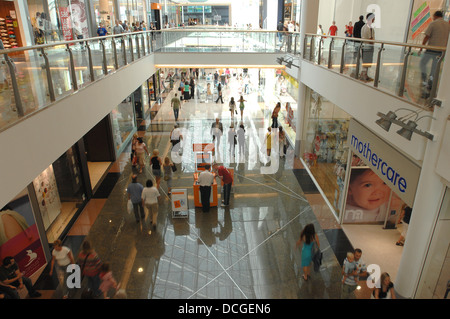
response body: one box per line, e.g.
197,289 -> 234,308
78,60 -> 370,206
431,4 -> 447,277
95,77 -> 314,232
31,71 -> 374,299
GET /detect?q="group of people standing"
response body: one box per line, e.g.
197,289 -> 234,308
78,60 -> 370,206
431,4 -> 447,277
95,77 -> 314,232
296,223 -> 396,299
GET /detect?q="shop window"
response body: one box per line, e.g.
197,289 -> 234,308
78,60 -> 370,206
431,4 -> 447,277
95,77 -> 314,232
111,95 -> 137,156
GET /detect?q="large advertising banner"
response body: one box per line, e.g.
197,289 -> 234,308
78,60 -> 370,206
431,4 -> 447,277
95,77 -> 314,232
0,194 -> 47,278
70,0 -> 90,39
344,119 -> 421,224
59,7 -> 73,41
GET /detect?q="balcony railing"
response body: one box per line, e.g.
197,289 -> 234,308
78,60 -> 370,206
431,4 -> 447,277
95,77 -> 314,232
303,33 -> 446,109
0,29 -> 297,132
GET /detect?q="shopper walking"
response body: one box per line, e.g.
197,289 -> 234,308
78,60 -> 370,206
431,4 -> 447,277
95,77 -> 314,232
229,97 -> 237,119
265,127 -> 272,157
135,137 -> 149,173
228,123 -> 237,162
215,83 -> 224,104
130,133 -> 138,167
237,123 -> 246,161
271,102 -> 281,128
141,179 -> 160,229
127,174 -> 145,223
211,118 -> 224,156
171,93 -> 181,122
238,95 -> 246,119
295,223 -> 320,281
190,77 -> 195,99
213,163 -> 233,207
198,164 -> 215,212
99,262 -> 117,299
49,239 -> 75,299
163,157 -> 174,195
77,240 -> 102,297
150,149 -> 163,189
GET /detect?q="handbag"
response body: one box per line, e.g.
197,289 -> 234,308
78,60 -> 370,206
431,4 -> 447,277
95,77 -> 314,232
312,241 -> 323,272
171,164 -> 177,172
234,135 -> 237,145
127,199 -> 133,215
132,154 -> 137,166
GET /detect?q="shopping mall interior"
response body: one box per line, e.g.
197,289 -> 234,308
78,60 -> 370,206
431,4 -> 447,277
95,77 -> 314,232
0,0 -> 449,303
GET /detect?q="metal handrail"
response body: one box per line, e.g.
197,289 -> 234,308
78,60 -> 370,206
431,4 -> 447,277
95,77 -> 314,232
304,33 -> 446,52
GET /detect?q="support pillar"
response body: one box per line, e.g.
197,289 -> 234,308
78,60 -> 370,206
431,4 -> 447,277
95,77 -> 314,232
395,39 -> 450,298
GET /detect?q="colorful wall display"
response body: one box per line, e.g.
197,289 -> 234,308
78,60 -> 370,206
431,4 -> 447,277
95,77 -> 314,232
0,194 -> 46,278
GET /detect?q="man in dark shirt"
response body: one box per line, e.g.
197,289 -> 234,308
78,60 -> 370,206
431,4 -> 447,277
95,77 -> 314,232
0,257 -> 41,299
353,15 -> 365,38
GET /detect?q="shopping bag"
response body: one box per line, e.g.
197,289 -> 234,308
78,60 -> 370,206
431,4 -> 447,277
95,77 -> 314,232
127,200 -> 133,215
132,155 -> 137,166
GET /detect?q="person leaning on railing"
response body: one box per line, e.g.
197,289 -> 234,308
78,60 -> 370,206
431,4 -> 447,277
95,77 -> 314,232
419,10 -> 450,98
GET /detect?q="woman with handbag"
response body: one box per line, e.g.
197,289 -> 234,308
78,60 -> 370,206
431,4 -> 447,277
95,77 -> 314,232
150,149 -> 163,189
77,240 -> 102,297
296,223 -> 320,281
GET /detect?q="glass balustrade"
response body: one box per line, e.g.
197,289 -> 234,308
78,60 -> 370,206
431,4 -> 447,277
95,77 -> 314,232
304,33 -> 446,109
0,30 -> 445,132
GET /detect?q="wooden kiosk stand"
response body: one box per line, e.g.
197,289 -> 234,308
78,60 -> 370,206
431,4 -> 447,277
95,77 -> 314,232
192,143 -> 218,208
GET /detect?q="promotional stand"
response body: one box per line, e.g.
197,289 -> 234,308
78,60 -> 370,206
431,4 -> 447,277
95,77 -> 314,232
171,188 -> 189,218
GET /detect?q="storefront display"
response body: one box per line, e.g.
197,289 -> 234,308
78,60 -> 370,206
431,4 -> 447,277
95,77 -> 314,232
0,1 -> 22,49
32,144 -> 88,243
111,95 -> 137,156
302,88 -> 352,217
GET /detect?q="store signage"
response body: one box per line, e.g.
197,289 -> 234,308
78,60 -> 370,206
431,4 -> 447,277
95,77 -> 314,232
347,119 -> 421,206
411,2 -> 432,39
58,7 -> 73,41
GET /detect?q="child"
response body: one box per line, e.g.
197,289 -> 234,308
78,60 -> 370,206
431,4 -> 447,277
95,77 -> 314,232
344,168 -> 391,223
99,263 -> 117,299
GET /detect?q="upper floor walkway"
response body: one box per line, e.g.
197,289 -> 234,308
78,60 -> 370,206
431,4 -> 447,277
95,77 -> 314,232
0,28 -> 445,133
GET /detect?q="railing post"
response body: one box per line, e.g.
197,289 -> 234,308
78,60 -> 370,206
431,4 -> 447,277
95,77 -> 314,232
111,38 -> 119,70
135,34 -> 141,58
427,52 -> 445,106
309,36 -> 314,61
328,38 -> 334,69
147,33 -> 151,53
398,46 -> 411,97
3,53 -> 24,116
66,44 -> 78,91
374,43 -> 384,88
39,48 -> 56,102
121,36 -> 127,65
355,41 -> 363,79
317,36 -> 322,65
99,39 -> 108,75
303,36 -> 308,59
129,36 -> 134,62
85,42 -> 95,82
340,39 -> 347,73
141,33 -> 146,55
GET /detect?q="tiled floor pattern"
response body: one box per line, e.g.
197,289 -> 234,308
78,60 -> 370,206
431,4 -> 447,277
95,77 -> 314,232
29,73 -> 377,299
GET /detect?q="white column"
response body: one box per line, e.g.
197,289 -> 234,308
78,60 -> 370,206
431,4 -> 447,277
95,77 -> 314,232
395,38 -> 450,298
295,0 -> 319,157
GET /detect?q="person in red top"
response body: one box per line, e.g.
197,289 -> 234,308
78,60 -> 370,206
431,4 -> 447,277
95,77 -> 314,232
345,22 -> 353,37
213,164 -> 233,207
328,21 -> 338,36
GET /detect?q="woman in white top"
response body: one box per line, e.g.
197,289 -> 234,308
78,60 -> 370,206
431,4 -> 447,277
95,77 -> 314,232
237,123 -> 246,160
141,179 -> 160,229
228,123 -> 237,161
49,239 -> 75,299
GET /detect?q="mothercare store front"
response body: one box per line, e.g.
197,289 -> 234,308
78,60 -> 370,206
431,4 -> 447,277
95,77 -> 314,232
341,119 -> 421,282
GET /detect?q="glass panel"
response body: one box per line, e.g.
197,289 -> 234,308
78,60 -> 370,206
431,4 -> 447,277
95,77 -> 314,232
330,38 -> 346,72
47,47 -> 74,100
342,39 -> 361,78
321,37 -> 332,67
377,44 -> 405,97
70,43 -> 92,88
86,39 -> 105,80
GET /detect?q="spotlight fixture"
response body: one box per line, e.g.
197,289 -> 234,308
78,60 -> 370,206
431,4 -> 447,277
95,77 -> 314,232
275,56 -> 299,68
376,109 -> 435,141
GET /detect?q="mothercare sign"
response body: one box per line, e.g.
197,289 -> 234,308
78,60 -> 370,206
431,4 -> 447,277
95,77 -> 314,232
347,119 -> 421,206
